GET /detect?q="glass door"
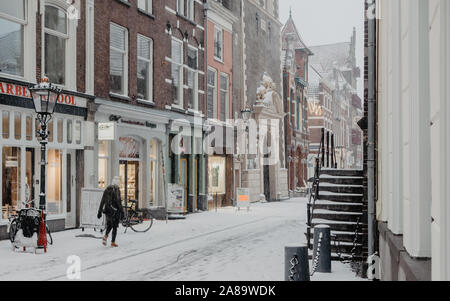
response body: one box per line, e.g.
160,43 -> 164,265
119,160 -> 140,208
25,148 -> 35,208
65,150 -> 77,229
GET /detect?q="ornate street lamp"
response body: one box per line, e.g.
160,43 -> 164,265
28,77 -> 63,211
241,106 -> 252,122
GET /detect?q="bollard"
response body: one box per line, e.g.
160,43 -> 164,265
285,245 -> 310,281
312,225 -> 332,273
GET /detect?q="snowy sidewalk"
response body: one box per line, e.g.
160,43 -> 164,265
0,198 -> 365,281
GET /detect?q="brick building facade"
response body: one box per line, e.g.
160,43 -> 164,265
281,13 -> 312,192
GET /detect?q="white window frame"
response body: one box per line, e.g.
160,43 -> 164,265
207,67 -> 217,120
137,34 -> 153,103
187,45 -> 198,111
137,0 -> 153,15
42,0 -> 76,90
0,0 -> 36,82
220,73 -> 229,122
171,37 -> 184,107
177,0 -> 194,20
214,26 -> 223,61
109,22 -> 129,97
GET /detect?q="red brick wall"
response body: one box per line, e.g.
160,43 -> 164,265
94,0 -> 205,111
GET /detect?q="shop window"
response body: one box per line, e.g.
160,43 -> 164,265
44,5 -> 68,85
48,120 -> 54,142
137,34 -> 153,102
110,23 -> 128,96
57,118 -> 63,143
0,0 -> 25,77
208,156 -> 226,195
2,111 -> 10,139
47,149 -> 62,215
75,120 -> 81,144
149,140 -> 158,207
2,147 -> 21,220
25,115 -> 32,141
67,119 -> 73,144
119,137 -> 140,159
14,112 -> 21,140
98,141 -> 109,189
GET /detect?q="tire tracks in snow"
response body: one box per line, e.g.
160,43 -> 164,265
45,216 -> 276,281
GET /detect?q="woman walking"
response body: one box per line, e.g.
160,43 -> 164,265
97,177 -> 124,247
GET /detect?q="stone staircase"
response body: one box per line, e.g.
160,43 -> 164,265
307,168 -> 367,261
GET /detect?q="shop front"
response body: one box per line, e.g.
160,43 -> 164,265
0,78 -> 91,240
95,100 -> 169,216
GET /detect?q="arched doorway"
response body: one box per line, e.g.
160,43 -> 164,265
119,137 -> 141,207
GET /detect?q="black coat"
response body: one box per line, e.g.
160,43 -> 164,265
98,185 -> 124,226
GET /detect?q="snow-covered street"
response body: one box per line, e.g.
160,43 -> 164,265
0,198 -> 364,281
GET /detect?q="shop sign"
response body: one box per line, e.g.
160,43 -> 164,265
167,184 -> 185,214
98,122 -> 116,141
236,187 -> 250,209
0,81 -> 87,108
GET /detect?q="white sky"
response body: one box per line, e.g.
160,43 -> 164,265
279,0 -> 365,98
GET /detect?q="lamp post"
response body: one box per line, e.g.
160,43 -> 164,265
28,77 -> 62,211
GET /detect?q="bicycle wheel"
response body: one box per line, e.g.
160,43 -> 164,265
9,220 -> 18,243
130,211 -> 153,233
46,225 -> 53,245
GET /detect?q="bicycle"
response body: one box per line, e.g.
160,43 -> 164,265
8,204 -> 53,247
121,200 -> 154,233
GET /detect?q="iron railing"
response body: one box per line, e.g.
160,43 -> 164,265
307,128 -> 337,249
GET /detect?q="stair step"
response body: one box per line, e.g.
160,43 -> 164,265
312,210 -> 363,222
320,169 -> 363,177
310,221 -> 367,232
315,191 -> 364,203
311,201 -> 364,212
309,231 -> 366,243
319,176 -> 364,186
319,185 -> 364,194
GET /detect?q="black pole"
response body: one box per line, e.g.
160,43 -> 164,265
321,128 -> 325,167
326,131 -> 330,168
331,133 -> 335,169
39,123 -> 48,211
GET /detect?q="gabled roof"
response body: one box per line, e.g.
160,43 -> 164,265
281,12 -> 313,55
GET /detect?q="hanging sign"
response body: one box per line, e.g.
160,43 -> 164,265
98,122 -> 116,141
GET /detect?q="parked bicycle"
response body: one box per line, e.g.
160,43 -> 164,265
8,201 -> 53,247
121,200 -> 154,233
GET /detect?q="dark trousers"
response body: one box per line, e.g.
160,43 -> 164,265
105,219 -> 118,243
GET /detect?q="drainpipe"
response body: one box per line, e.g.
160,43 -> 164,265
367,0 -> 377,259
203,0 -> 210,210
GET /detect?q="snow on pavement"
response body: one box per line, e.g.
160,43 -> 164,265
0,198 -> 365,281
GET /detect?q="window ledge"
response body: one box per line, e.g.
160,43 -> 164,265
115,0 -> 131,7
214,57 -> 224,64
109,92 -> 131,101
137,98 -> 156,106
171,104 -> 186,113
137,8 -> 155,20
176,13 -> 196,26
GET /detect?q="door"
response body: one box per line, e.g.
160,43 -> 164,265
179,158 -> 188,213
119,160 -> 140,208
65,150 -> 76,229
25,148 -> 35,208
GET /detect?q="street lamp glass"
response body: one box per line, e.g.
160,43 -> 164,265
29,78 -> 62,117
